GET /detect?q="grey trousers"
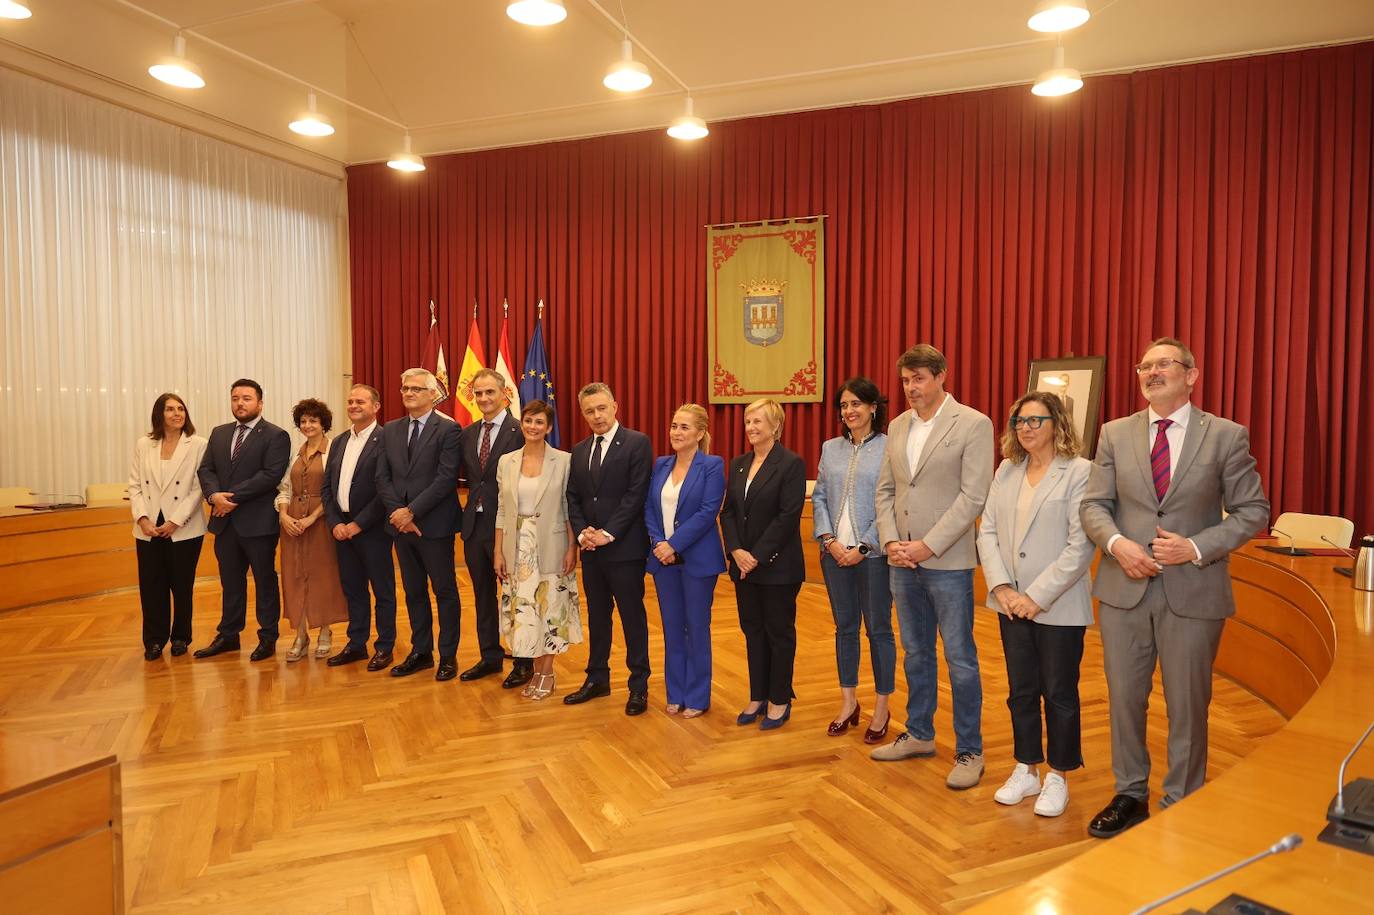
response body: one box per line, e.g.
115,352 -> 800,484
1098,576 -> 1225,808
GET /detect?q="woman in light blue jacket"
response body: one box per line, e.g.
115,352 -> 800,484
812,377 -> 896,743
977,391 -> 1094,818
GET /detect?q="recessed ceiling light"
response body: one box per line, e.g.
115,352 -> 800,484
1027,0 -> 1090,33
506,0 -> 566,27
148,35 -> 205,89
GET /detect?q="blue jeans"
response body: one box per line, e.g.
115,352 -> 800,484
890,566 -> 982,755
819,553 -> 896,694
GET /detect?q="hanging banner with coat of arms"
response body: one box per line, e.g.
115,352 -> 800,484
707,216 -> 825,403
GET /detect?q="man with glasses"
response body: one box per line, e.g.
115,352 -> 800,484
376,368 -> 464,681
1081,337 -> 1268,838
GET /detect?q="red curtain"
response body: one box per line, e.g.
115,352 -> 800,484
348,42 -> 1374,530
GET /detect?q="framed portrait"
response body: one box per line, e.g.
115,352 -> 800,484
1025,355 -> 1107,458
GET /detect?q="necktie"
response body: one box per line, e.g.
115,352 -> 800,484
590,435 -> 604,483
478,422 -> 493,472
1150,418 -> 1173,501
230,424 -> 248,462
407,418 -> 420,458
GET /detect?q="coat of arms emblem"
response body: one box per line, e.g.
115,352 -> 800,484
741,279 -> 786,347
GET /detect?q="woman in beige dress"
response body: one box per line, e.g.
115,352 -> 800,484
493,400 -> 581,700
276,398 -> 349,661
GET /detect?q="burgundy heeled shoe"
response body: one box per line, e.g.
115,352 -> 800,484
863,710 -> 891,745
827,704 -> 861,736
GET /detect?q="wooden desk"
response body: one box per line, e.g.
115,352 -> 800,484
0,731 -> 123,913
972,545 -> 1374,914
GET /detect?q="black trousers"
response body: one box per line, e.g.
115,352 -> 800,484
136,534 -> 203,648
394,532 -> 461,658
735,579 -> 801,705
335,522 -> 397,653
462,533 -> 505,663
213,525 -> 280,642
998,614 -> 1086,772
581,555 -> 650,692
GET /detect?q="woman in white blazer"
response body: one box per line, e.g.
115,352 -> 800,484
128,393 -> 209,660
494,400 -> 581,700
976,391 -> 1094,818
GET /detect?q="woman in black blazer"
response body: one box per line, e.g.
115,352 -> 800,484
719,397 -> 807,730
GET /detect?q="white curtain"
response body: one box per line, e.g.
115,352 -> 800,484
0,67 -> 348,499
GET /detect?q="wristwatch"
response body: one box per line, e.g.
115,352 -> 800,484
857,543 -> 872,555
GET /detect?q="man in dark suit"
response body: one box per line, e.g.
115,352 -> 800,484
195,378 -> 292,661
376,368 -> 464,681
457,369 -> 526,685
320,383 -> 397,671
1081,337 -> 1269,838
565,382 -> 653,715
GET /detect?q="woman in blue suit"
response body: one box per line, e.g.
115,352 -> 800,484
646,404 -> 727,718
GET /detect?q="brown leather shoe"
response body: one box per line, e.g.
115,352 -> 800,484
863,709 -> 891,745
827,704 -> 860,736
367,650 -> 394,672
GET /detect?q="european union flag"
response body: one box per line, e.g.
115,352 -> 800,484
519,316 -> 560,447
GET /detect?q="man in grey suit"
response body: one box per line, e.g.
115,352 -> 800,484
1081,337 -> 1269,838
872,344 -> 994,790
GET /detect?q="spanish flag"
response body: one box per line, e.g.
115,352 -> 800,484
452,306 -> 487,426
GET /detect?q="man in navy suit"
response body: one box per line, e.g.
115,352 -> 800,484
376,368 -> 464,681
195,378 -> 292,661
320,383 -> 397,671
565,382 -> 654,715
457,369 -> 526,685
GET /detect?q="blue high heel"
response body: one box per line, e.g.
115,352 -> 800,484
759,702 -> 792,731
736,703 -> 765,725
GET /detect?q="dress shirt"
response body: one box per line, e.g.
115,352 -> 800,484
336,420 -> 377,513
660,474 -> 683,540
585,420 -> 621,543
474,409 -> 508,513
1106,401 -> 1202,564
905,393 -> 950,476
215,415 -> 262,498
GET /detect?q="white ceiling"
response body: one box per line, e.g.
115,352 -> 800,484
2,0 -> 1372,173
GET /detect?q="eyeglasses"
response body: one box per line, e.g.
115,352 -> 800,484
1009,415 -> 1052,430
399,385 -> 429,394
1134,358 -> 1192,374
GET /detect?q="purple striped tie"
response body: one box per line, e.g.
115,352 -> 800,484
230,424 -> 248,462
1150,418 -> 1173,501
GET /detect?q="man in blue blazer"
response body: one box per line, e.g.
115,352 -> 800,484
195,378 -> 292,661
376,369 -> 464,681
565,382 -> 654,715
320,384 -> 397,671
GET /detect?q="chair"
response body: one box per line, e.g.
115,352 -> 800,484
1271,512 -> 1355,549
84,483 -> 129,504
0,487 -> 34,507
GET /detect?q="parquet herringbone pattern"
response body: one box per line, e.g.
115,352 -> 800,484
0,575 -> 1282,914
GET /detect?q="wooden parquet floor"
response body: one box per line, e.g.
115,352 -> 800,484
0,575 -> 1284,914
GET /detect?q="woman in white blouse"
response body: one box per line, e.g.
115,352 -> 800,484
128,393 -> 208,660
976,392 -> 1094,818
493,400 -> 580,700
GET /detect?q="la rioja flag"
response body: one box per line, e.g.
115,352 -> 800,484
420,300 -> 451,412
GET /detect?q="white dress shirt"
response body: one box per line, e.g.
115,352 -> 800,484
906,393 -> 949,475
588,421 -> 619,469
336,420 -> 377,513
474,410 -> 508,513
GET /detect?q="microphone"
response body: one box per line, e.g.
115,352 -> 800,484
1129,834 -> 1303,915
1320,719 -> 1374,855
1321,535 -> 1359,579
1259,527 -> 1311,557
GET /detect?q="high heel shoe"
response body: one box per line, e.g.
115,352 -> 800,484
285,632 -> 310,662
759,702 -> 792,731
827,704 -> 861,736
314,627 -> 332,659
736,702 -> 765,725
863,709 -> 892,745
528,672 -> 555,701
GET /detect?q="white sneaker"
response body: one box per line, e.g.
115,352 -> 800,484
1034,773 -> 1068,817
993,763 -> 1041,805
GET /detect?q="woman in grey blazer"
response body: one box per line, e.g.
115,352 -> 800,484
494,400 -> 581,700
976,392 -> 1094,818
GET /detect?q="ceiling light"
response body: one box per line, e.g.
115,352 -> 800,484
1032,46 -> 1083,97
1027,0 -> 1090,33
289,91 -> 335,137
506,0 -> 565,27
666,96 -> 708,141
604,39 -> 652,92
387,135 -> 425,172
148,35 -> 205,89
0,1 -> 32,19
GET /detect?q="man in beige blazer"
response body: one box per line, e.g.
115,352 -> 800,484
1081,337 -> 1269,838
872,344 -> 994,790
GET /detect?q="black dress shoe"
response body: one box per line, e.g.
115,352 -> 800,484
367,650 -> 394,672
390,652 -> 435,677
144,645 -> 163,661
502,662 -> 534,689
327,645 -> 370,667
460,658 -> 503,681
1088,794 -> 1150,838
435,657 -> 458,681
193,635 -> 240,659
249,640 -> 276,662
625,691 -> 648,716
170,641 -> 189,657
563,680 -> 611,705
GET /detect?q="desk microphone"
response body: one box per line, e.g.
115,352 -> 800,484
1321,535 -> 1358,578
1259,528 -> 1311,557
1320,720 -> 1374,855
1129,834 -> 1303,915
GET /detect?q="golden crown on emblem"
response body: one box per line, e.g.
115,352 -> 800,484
740,278 -> 788,296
